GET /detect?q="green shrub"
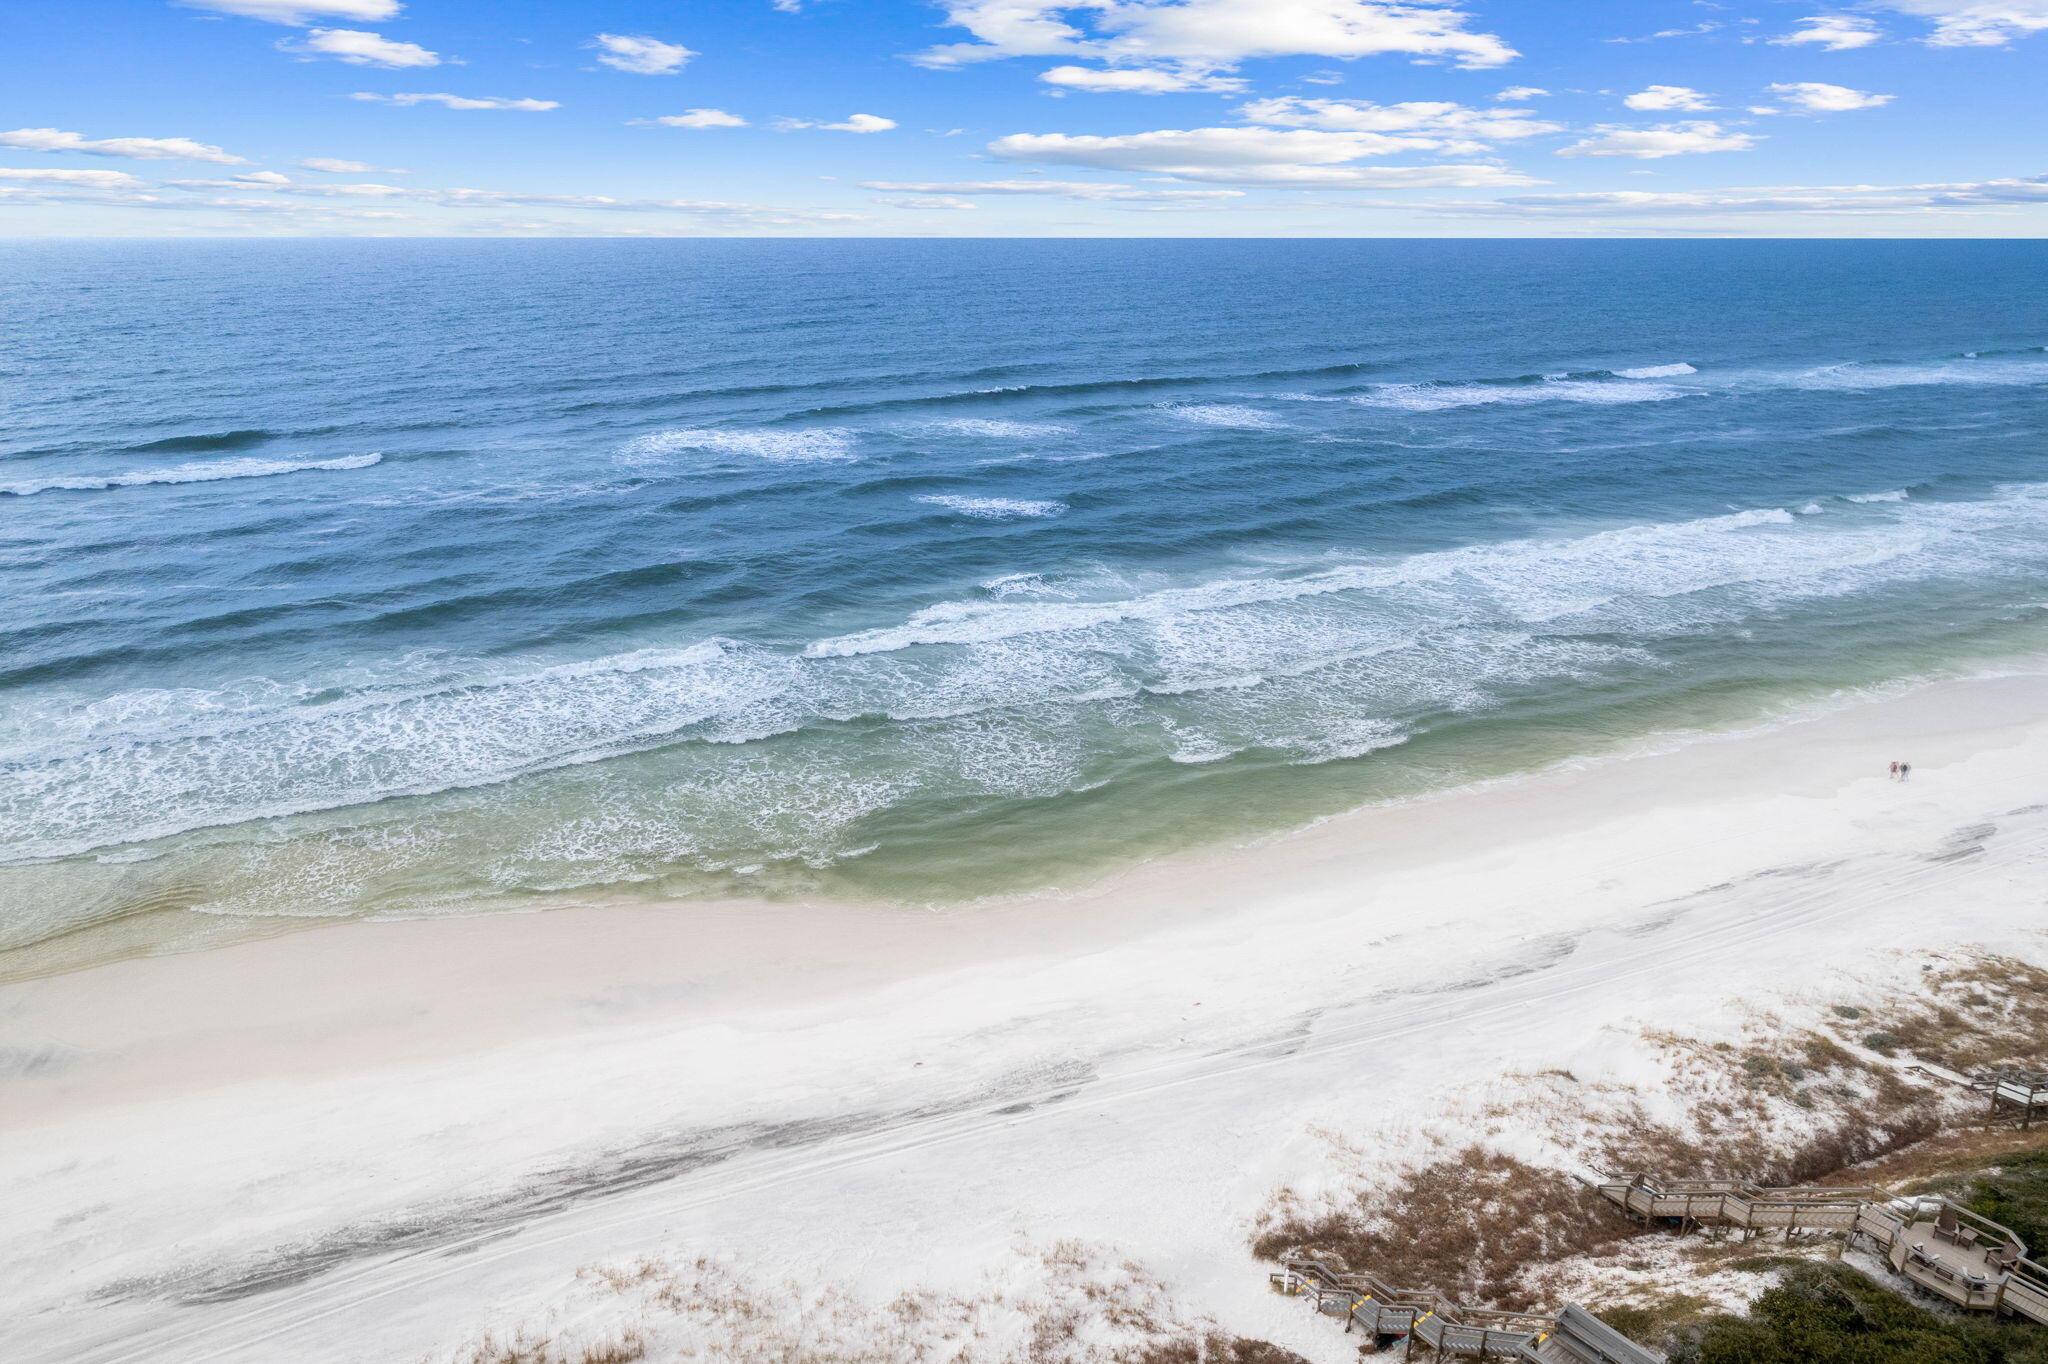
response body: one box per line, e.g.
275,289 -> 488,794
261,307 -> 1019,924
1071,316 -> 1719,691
1965,1148 -> 2048,1256
1673,1262 -> 2048,1363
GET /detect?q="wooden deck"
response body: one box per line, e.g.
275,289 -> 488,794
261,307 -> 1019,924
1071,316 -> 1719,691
1976,1069 -> 2048,1128
1271,1258 -> 1666,1362
1598,1172 -> 2048,1326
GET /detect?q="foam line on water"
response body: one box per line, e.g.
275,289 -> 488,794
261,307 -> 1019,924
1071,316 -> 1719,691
913,418 -> 1073,438
10,484 -> 2048,867
619,428 -> 859,463
1353,379 -> 1688,411
1163,404 -> 1287,428
0,454 -> 381,497
916,495 -> 1068,520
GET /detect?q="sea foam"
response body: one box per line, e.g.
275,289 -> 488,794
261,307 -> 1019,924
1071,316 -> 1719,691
1164,404 -> 1287,428
621,427 -> 859,463
1356,378 -> 1687,411
916,495 -> 1068,520
14,483 -> 2048,866
917,418 -> 1072,438
0,453 -> 381,497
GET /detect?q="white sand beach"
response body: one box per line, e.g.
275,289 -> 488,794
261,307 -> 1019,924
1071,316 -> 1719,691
6,667 -> 2048,1362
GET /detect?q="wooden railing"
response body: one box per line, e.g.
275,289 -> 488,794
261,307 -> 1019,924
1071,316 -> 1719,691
1598,1172 -> 2048,1326
1596,1173 -> 1880,1233
1273,1257 -> 1665,1361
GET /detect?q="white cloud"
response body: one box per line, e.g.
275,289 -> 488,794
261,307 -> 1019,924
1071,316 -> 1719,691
0,127 -> 248,163
645,109 -> 748,129
1426,190 -> 1956,218
231,170 -> 294,183
1766,81 -> 1894,111
0,166 -> 143,188
1556,121 -> 1758,158
1238,96 -> 1562,141
1624,84 -> 1715,110
915,0 -> 1517,71
175,0 -> 400,23
1769,14 -> 1885,48
590,33 -> 697,75
860,178 -> 1245,201
350,92 -> 559,110
0,183 -> 420,222
1146,161 -> 1538,187
0,175 -> 870,231
169,176 -> 410,196
1416,173 -> 2048,219
1606,21 -> 1720,42
1039,64 -> 1247,92
985,126 -> 1541,186
827,113 -> 897,133
1300,69 -> 1346,84
875,195 -> 979,209
280,27 -> 440,66
992,126 -> 1423,166
299,156 -> 407,172
1496,85 -> 1548,99
779,113 -> 897,132
152,174 -> 868,225
1872,0 -> 2048,45
1926,172 -> 2048,202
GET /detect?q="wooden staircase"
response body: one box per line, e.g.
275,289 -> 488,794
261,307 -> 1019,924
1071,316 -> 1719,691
1597,1172 -> 2048,1325
1270,1258 -> 1665,1362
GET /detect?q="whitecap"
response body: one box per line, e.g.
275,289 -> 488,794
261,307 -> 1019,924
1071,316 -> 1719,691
1613,362 -> 1698,378
1846,489 -> 1909,503
1354,379 -> 1684,411
1789,358 -> 2048,391
802,495 -> 1992,661
981,572 -> 1061,599
916,495 -> 1068,520
620,427 -> 858,463
0,453 -> 381,497
20,482 -> 2048,870
1164,404 -> 1286,428
917,418 -> 1072,438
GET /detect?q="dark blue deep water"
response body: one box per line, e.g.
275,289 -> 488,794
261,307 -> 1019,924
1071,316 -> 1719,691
4,239 -> 2047,961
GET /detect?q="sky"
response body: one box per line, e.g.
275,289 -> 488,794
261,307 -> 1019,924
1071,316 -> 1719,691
2,0 -> 2046,237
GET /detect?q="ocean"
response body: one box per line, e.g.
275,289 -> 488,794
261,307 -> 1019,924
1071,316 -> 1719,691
4,238 -> 2046,969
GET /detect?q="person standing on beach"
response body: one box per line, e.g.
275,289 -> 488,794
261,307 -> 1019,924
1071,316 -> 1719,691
1900,761 -> 1911,781
1889,761 -> 1900,779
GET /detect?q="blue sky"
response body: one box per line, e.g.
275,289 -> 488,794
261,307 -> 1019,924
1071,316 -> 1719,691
3,0 -> 2046,236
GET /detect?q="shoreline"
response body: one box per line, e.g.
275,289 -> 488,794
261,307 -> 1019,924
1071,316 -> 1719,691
7,664 -> 2045,1125
7,664 -> 2048,1360
9,639 -> 2037,990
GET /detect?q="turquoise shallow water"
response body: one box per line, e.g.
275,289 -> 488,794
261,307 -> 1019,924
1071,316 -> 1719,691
3,238 -> 2047,959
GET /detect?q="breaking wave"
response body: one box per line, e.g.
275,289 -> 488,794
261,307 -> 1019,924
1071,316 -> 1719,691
1165,404 -> 1287,428
13,483 -> 2048,866
1354,378 -> 1690,411
0,453 -> 381,497
620,427 -> 859,463
916,495 -> 1068,520
915,418 -> 1073,439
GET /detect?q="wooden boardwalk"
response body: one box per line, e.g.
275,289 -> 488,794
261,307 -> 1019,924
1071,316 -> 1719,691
1270,1258 -> 1666,1362
1975,1068 -> 2048,1129
1597,1172 -> 2048,1325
